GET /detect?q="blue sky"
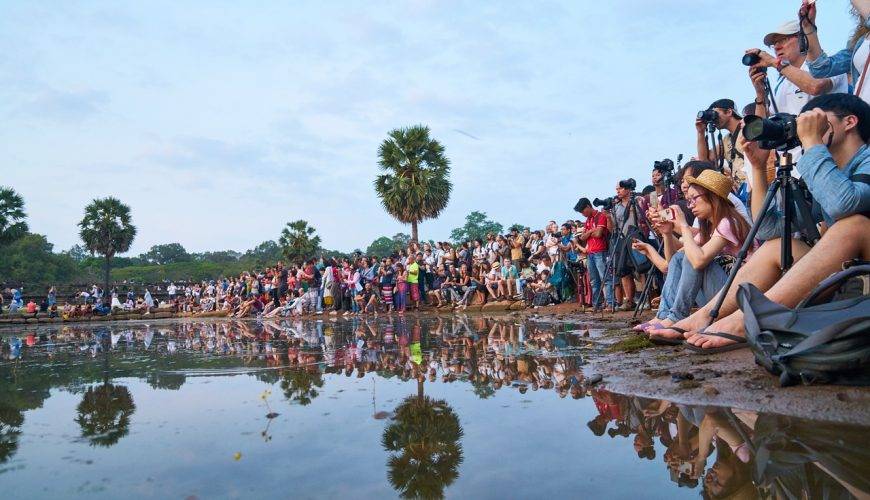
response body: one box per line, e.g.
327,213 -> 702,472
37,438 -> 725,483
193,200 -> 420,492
0,0 -> 857,255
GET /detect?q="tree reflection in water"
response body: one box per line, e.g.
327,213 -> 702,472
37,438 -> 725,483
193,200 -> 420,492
381,393 -> 464,499
0,406 -> 23,464
280,367 -> 324,406
75,383 -> 136,447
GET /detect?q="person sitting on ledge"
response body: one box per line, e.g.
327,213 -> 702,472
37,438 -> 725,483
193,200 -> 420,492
649,93 -> 870,350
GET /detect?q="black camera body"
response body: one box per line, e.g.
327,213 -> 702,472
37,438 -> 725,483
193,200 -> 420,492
653,158 -> 674,173
743,113 -> 800,151
593,197 -> 615,210
697,109 -> 719,124
742,52 -> 761,66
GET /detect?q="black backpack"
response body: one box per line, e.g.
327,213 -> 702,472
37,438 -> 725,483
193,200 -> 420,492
738,263 -> 870,387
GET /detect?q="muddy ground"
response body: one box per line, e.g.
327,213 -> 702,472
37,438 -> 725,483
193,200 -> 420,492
522,305 -> 870,426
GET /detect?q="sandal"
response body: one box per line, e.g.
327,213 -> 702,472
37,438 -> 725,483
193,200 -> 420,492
685,331 -> 748,354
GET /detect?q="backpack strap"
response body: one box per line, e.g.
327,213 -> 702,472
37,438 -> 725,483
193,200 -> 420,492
797,264 -> 870,308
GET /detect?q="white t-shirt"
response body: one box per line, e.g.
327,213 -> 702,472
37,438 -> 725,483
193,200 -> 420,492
854,40 -> 870,104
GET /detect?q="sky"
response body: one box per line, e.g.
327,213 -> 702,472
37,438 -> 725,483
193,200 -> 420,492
0,0 -> 857,256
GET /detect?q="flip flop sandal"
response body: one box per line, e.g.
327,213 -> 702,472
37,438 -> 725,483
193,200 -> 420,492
632,321 -> 663,332
648,326 -> 687,345
686,331 -> 748,354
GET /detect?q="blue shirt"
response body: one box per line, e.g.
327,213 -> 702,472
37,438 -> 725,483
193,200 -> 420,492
756,144 -> 870,239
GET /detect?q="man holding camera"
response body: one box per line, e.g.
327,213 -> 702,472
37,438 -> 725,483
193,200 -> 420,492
575,197 -> 613,311
748,20 -> 848,120
650,93 -> 870,350
611,178 -> 650,310
696,99 -> 746,184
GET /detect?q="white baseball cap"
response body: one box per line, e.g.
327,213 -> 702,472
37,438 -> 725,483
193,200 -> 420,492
763,20 -> 801,46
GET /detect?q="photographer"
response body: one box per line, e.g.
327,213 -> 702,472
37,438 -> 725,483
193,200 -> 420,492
575,197 -> 613,311
747,20 -> 847,119
650,93 -> 870,350
612,178 -> 650,310
651,161 -> 679,208
696,99 -> 745,182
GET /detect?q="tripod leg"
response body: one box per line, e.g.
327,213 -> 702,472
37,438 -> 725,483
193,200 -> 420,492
706,178 -> 782,327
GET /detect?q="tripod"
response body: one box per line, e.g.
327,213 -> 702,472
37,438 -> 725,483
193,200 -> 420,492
596,194 -> 647,313
705,152 -> 820,327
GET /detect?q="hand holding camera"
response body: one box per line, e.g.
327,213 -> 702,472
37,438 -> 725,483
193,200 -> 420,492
796,107 -> 830,149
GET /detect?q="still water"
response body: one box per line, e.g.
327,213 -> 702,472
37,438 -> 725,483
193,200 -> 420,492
1,317 -> 867,499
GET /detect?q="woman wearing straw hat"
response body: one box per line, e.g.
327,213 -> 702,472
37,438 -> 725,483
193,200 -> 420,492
633,170 -> 754,345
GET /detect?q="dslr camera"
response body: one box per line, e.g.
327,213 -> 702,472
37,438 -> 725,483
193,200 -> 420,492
653,158 -> 674,173
697,109 -> 718,124
743,113 -> 800,151
593,197 -> 615,210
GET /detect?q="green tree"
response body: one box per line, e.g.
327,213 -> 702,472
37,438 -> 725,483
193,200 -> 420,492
278,220 -> 322,264
75,383 -> 136,447
280,368 -> 324,406
366,232 -> 411,257
449,211 -> 503,244
192,250 -> 242,263
141,243 -> 191,265
507,223 -> 528,232
65,244 -> 90,262
244,240 -> 282,266
374,125 -> 452,243
0,233 -> 80,285
381,395 -> 464,499
78,197 -> 136,294
0,186 -> 28,246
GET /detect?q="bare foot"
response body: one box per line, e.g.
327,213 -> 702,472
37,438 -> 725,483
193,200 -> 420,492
684,312 -> 746,348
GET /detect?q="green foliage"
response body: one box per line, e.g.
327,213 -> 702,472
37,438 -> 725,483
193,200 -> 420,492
0,186 -> 28,246
64,244 -> 89,262
449,211 -> 503,244
244,240 -> 282,267
280,369 -> 324,406
278,220 -> 322,264
78,197 -> 137,259
365,232 -> 411,257
507,223 -> 528,232
141,243 -> 191,265
109,260 -> 250,283
374,125 -> 452,242
191,250 -> 241,263
0,233 -> 82,285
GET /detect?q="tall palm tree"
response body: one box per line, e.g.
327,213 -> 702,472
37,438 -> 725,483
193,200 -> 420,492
278,219 -> 321,264
374,125 -> 451,243
78,197 -> 136,295
0,186 -> 28,246
381,395 -> 464,499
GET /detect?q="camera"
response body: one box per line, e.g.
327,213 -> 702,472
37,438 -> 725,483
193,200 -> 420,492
697,109 -> 718,124
593,197 -> 614,210
743,113 -> 800,151
742,52 -> 761,66
653,158 -> 674,173
618,178 -> 636,191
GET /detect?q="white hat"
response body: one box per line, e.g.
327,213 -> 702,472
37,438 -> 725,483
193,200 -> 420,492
763,20 -> 801,46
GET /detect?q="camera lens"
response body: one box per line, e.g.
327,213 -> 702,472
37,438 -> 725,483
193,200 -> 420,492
742,53 -> 761,66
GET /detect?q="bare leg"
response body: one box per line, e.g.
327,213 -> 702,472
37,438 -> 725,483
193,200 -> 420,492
687,215 -> 870,348
649,238 -> 808,339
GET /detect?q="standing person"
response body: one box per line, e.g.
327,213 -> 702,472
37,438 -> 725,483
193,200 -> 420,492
612,178 -> 648,310
804,0 -> 870,104
510,227 -> 525,265
407,253 -> 422,310
47,286 -> 57,308
167,282 -> 177,301
380,259 -> 395,313
749,19 -> 849,121
394,262 -> 408,314
575,198 -> 613,311
696,98 -> 746,182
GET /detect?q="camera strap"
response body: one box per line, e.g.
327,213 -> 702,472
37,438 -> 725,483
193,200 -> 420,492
854,52 -> 870,97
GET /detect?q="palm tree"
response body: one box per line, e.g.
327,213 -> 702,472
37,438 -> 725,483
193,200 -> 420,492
381,395 -> 464,499
280,368 -> 324,406
0,186 -> 28,246
278,220 -> 321,264
374,125 -> 451,243
78,197 -> 136,294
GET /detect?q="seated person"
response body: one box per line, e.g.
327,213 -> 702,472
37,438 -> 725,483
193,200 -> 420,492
501,258 -> 520,298
634,169 -> 753,332
650,94 -> 870,349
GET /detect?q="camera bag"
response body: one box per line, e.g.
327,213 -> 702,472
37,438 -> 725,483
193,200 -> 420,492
738,263 -> 870,387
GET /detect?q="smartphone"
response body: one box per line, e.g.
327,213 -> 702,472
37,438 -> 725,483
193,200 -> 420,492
660,207 -> 676,221
648,193 -> 659,209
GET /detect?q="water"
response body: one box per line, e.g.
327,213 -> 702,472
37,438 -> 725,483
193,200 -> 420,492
1,317 -> 867,499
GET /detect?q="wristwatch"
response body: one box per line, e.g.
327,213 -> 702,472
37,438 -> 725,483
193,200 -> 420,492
776,59 -> 791,72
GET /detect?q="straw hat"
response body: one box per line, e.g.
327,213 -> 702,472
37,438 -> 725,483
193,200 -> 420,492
684,170 -> 733,204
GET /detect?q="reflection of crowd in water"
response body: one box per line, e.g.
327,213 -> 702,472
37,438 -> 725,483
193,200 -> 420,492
587,390 -> 869,499
4,317 -> 594,399
2,317 -> 868,498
